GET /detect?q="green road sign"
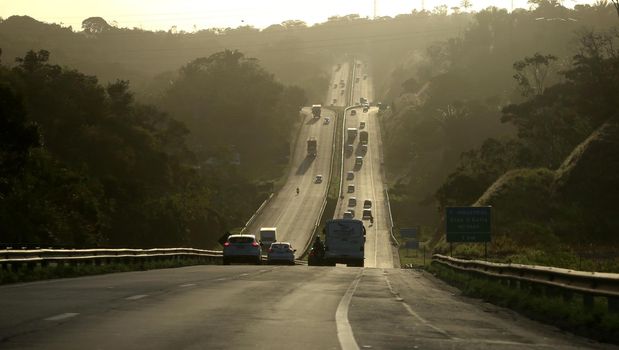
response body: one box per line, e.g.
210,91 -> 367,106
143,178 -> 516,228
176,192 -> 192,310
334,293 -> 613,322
446,207 -> 491,243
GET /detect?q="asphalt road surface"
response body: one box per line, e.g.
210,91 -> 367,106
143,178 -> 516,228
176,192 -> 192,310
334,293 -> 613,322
334,60 -> 395,268
1,266 -> 614,350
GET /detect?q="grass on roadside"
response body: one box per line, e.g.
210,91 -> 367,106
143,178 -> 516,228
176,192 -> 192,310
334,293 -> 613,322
429,262 -> 619,344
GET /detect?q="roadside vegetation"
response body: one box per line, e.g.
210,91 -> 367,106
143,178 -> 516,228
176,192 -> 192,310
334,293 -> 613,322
429,263 -> 619,344
377,1 -> 619,270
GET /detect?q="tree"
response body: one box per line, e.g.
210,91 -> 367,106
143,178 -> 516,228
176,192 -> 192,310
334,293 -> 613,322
81,17 -> 112,34
512,53 -> 557,96
461,0 -> 473,12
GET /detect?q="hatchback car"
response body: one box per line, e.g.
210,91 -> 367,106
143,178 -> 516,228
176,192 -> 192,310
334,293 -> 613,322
347,184 -> 355,193
223,234 -> 261,265
363,199 -> 372,208
267,242 -> 296,265
315,175 -> 323,183
348,197 -> 357,207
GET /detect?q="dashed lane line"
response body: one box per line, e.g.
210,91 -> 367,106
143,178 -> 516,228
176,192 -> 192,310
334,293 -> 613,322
44,313 -> 79,321
125,294 -> 148,301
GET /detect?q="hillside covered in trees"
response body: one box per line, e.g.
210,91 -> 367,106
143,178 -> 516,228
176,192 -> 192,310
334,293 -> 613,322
0,48 -> 302,248
377,1 -> 619,266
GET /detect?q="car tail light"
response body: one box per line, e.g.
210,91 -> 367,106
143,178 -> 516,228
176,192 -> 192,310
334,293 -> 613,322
252,242 -> 259,247
223,242 -> 230,247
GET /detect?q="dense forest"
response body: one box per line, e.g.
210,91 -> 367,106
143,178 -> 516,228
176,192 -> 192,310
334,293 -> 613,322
378,1 -> 619,259
0,48 -> 302,248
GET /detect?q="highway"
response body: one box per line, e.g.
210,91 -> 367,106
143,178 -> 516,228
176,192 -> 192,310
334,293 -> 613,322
334,60 -> 395,268
1,60 -> 616,350
327,62 -> 350,107
1,266 -> 613,349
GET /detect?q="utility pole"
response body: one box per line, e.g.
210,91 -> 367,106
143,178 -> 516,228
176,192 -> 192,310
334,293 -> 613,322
373,0 -> 377,19
422,0 -> 426,11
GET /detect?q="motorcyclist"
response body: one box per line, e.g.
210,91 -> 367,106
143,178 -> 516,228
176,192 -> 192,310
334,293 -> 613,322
312,236 -> 325,257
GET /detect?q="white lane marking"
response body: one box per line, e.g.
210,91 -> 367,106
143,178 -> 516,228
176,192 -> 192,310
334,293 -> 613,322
125,294 -> 148,300
336,271 -> 363,350
239,273 -> 249,277
214,278 -> 227,281
179,283 -> 196,288
45,313 -> 79,321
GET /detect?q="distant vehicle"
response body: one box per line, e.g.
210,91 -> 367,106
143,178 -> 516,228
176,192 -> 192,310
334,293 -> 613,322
377,102 -> 385,111
355,156 -> 363,166
346,171 -> 354,180
359,121 -> 365,129
311,104 -> 322,118
347,184 -> 355,193
362,209 -> 373,220
343,211 -> 354,219
323,219 -> 366,267
332,98 -> 337,105
348,197 -> 357,207
350,109 -> 357,116
307,137 -> 317,157
267,242 -> 296,265
340,79 -> 345,87
363,106 -> 369,113
315,175 -> 323,183
347,128 -> 358,142
360,144 -> 368,154
346,144 -> 354,153
360,97 -> 367,105
259,227 -> 277,248
359,130 -> 368,145
324,117 -> 330,125
363,74 -> 367,80
336,63 -> 341,71
223,234 -> 262,265
363,199 -> 372,208
340,89 -> 345,95
355,77 -> 360,82
334,84 -> 338,88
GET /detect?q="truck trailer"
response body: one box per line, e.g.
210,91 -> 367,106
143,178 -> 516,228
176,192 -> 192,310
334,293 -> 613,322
311,104 -> 322,118
323,219 -> 365,267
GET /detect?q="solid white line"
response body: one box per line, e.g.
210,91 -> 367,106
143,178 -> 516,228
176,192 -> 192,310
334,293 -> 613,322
45,313 -> 79,321
335,272 -> 362,350
125,294 -> 148,300
401,302 -> 452,338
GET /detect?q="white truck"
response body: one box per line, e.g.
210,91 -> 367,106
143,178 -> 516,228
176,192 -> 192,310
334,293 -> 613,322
259,227 -> 277,248
323,219 -> 365,267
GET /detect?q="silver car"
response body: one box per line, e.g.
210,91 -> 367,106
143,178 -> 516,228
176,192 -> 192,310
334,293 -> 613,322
267,242 -> 296,265
223,234 -> 262,265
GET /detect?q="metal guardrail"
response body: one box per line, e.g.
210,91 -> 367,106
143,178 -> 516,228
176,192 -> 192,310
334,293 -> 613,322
1,248 -> 223,271
384,189 -> 399,247
432,254 -> 619,312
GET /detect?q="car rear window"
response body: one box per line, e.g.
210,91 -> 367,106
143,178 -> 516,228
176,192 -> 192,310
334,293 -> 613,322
271,244 -> 289,250
229,237 -> 255,244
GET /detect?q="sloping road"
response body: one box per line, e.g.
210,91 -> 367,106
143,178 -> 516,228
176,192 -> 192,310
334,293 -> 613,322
334,60 -> 395,268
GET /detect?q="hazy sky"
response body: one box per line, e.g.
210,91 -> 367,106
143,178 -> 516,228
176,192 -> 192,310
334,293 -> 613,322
1,0 -> 596,32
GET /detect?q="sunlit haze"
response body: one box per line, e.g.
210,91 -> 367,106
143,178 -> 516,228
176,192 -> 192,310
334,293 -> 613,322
1,0 -> 597,32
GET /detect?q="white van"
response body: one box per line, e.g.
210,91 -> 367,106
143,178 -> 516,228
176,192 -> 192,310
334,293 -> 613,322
259,227 -> 277,248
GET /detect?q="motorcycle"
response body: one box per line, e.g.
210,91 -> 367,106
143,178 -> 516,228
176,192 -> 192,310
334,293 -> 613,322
308,246 -> 325,266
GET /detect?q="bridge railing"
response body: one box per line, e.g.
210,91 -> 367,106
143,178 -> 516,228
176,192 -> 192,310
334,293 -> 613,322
432,254 -> 619,313
1,248 -> 222,271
